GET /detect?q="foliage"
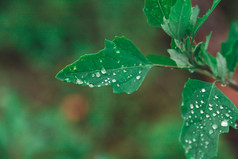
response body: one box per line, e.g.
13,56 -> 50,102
180,79 -> 238,158
57,0 -> 238,158
56,37 -> 154,94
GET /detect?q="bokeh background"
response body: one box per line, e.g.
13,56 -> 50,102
0,0 -> 237,158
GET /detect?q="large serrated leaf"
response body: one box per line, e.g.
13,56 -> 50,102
144,0 -> 176,27
56,36 -> 154,94
161,0 -> 192,40
193,0 -> 221,38
180,79 -> 238,159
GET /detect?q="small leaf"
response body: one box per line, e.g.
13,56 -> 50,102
146,54 -> 177,67
161,0 -> 192,40
201,50 -> 218,76
194,33 -> 218,76
193,0 -> 221,38
56,36 -> 154,94
184,37 -> 192,53
221,22 -> 238,72
190,6 -> 200,28
144,0 -> 177,27
216,52 -> 229,82
180,79 -> 238,159
167,49 -> 192,68
204,32 -> 212,50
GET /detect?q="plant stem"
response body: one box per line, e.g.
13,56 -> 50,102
227,80 -> 238,92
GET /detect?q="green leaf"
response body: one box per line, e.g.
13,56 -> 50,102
221,22 -> 238,54
221,22 -> 238,72
146,54 -> 177,67
180,79 -> 238,159
201,50 -> 218,76
194,33 -> 218,76
205,32 -> 212,50
56,36 -> 154,94
161,0 -> 192,40
167,49 -> 192,68
216,52 -> 229,82
144,0 -> 177,27
193,0 -> 221,38
190,6 -> 200,28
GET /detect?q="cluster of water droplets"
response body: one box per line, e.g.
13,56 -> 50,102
67,56 -> 145,90
183,87 -> 237,158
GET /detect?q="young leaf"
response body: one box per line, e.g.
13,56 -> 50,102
221,22 -> 238,54
216,53 -> 229,82
221,22 -> 238,72
180,79 -> 238,159
56,36 -> 154,94
193,0 -> 221,38
190,6 -> 200,28
201,50 -> 218,76
146,54 -> 177,67
204,32 -> 212,50
194,33 -> 218,76
161,0 -> 192,40
167,49 -> 192,68
144,0 -> 177,27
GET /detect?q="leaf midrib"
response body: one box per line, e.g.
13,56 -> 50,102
157,0 -> 165,18
176,2 -> 185,39
67,64 -> 153,76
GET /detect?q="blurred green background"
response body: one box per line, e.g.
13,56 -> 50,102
0,0 -> 237,158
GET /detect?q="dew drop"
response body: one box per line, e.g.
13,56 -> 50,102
96,72 -> 101,77
201,88 -> 206,92
101,68 -> 107,74
89,84 -> 94,88
136,75 -> 141,80
212,124 -> 218,129
209,130 -> 213,134
112,79 -> 116,83
221,120 -> 228,127
76,79 -> 83,84
116,50 -> 120,54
